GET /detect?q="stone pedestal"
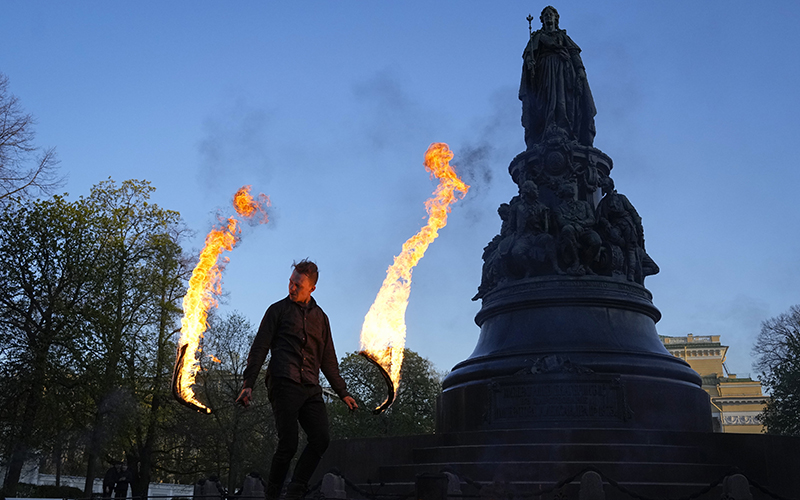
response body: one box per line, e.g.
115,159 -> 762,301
439,276 -> 712,432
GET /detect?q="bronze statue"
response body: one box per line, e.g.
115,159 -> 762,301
473,9 -> 656,297
519,6 -> 596,149
553,182 -> 601,276
473,203 -> 514,300
507,180 -> 559,278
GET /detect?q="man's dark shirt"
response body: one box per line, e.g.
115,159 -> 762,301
103,467 -> 119,495
243,296 -> 350,399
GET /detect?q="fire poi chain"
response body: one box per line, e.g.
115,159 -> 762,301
359,142 -> 469,414
172,186 -> 270,414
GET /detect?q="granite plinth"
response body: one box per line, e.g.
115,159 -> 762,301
439,276 -> 711,432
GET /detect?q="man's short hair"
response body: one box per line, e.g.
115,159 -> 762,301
293,259 -> 319,285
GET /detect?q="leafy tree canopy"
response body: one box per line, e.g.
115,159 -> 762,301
327,349 -> 444,439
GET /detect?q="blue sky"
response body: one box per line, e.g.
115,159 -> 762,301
2,1 -> 799,379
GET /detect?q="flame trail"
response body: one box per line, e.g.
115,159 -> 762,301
172,186 -> 270,413
359,143 -> 469,413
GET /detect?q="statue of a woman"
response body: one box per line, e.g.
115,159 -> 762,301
519,6 -> 597,149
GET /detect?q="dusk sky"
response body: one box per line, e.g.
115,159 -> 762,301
3,1 -> 799,381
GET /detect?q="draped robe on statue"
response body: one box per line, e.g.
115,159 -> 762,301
519,28 -> 597,148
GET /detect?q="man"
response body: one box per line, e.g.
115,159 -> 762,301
102,461 -> 122,500
237,260 -> 357,500
114,463 -> 133,499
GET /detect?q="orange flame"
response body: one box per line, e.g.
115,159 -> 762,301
233,185 -> 270,222
359,142 -> 469,399
175,186 -> 270,413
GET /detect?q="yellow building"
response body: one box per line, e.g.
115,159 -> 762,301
660,334 -> 768,433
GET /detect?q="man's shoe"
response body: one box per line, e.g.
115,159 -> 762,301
284,482 -> 307,500
265,482 -> 281,500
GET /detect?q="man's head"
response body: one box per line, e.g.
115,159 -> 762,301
540,6 -> 559,31
289,259 -> 318,304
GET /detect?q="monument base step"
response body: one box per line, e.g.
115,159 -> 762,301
315,428 -> 800,500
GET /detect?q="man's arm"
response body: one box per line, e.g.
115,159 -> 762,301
319,314 -> 358,410
237,303 -> 280,407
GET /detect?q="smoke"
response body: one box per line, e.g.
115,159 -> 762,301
197,99 -> 272,188
352,69 -> 412,111
452,86 -> 521,224
351,69 -> 430,150
352,70 -> 420,150
81,387 -> 138,456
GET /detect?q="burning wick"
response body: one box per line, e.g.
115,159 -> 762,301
358,351 -> 395,415
358,143 -> 469,414
172,186 -> 270,414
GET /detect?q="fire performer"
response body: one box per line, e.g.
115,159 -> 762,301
236,260 -> 358,500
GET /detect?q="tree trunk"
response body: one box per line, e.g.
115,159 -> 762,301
2,355 -> 48,497
83,452 -> 99,496
55,443 -> 62,487
130,455 -> 150,500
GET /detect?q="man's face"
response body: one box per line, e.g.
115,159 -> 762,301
289,270 -> 315,304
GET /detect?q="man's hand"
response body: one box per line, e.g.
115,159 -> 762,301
343,395 -> 358,411
236,387 -> 252,408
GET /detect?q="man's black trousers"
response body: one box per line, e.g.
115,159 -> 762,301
267,377 -> 330,494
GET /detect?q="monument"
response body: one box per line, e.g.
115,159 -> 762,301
437,5 -> 711,433
317,8 -> 800,497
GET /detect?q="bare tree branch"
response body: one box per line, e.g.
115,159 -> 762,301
0,73 -> 65,204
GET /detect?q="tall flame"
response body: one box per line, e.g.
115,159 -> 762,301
174,186 -> 270,413
359,143 -> 469,402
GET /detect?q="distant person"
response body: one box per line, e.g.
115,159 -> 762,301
103,461 -> 122,500
114,463 -> 134,499
192,478 -> 206,500
237,260 -> 358,500
202,475 -> 227,500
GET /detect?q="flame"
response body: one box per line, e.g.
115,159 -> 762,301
233,185 -> 270,222
359,142 -> 469,401
175,186 -> 269,413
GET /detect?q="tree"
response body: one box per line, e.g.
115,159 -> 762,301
0,179 -> 188,496
753,305 -> 800,436
120,217 -> 191,499
0,194 -> 103,497
0,73 -> 63,204
327,349 -> 443,439
197,311 -> 276,490
154,311 -> 277,491
73,179 -> 185,495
